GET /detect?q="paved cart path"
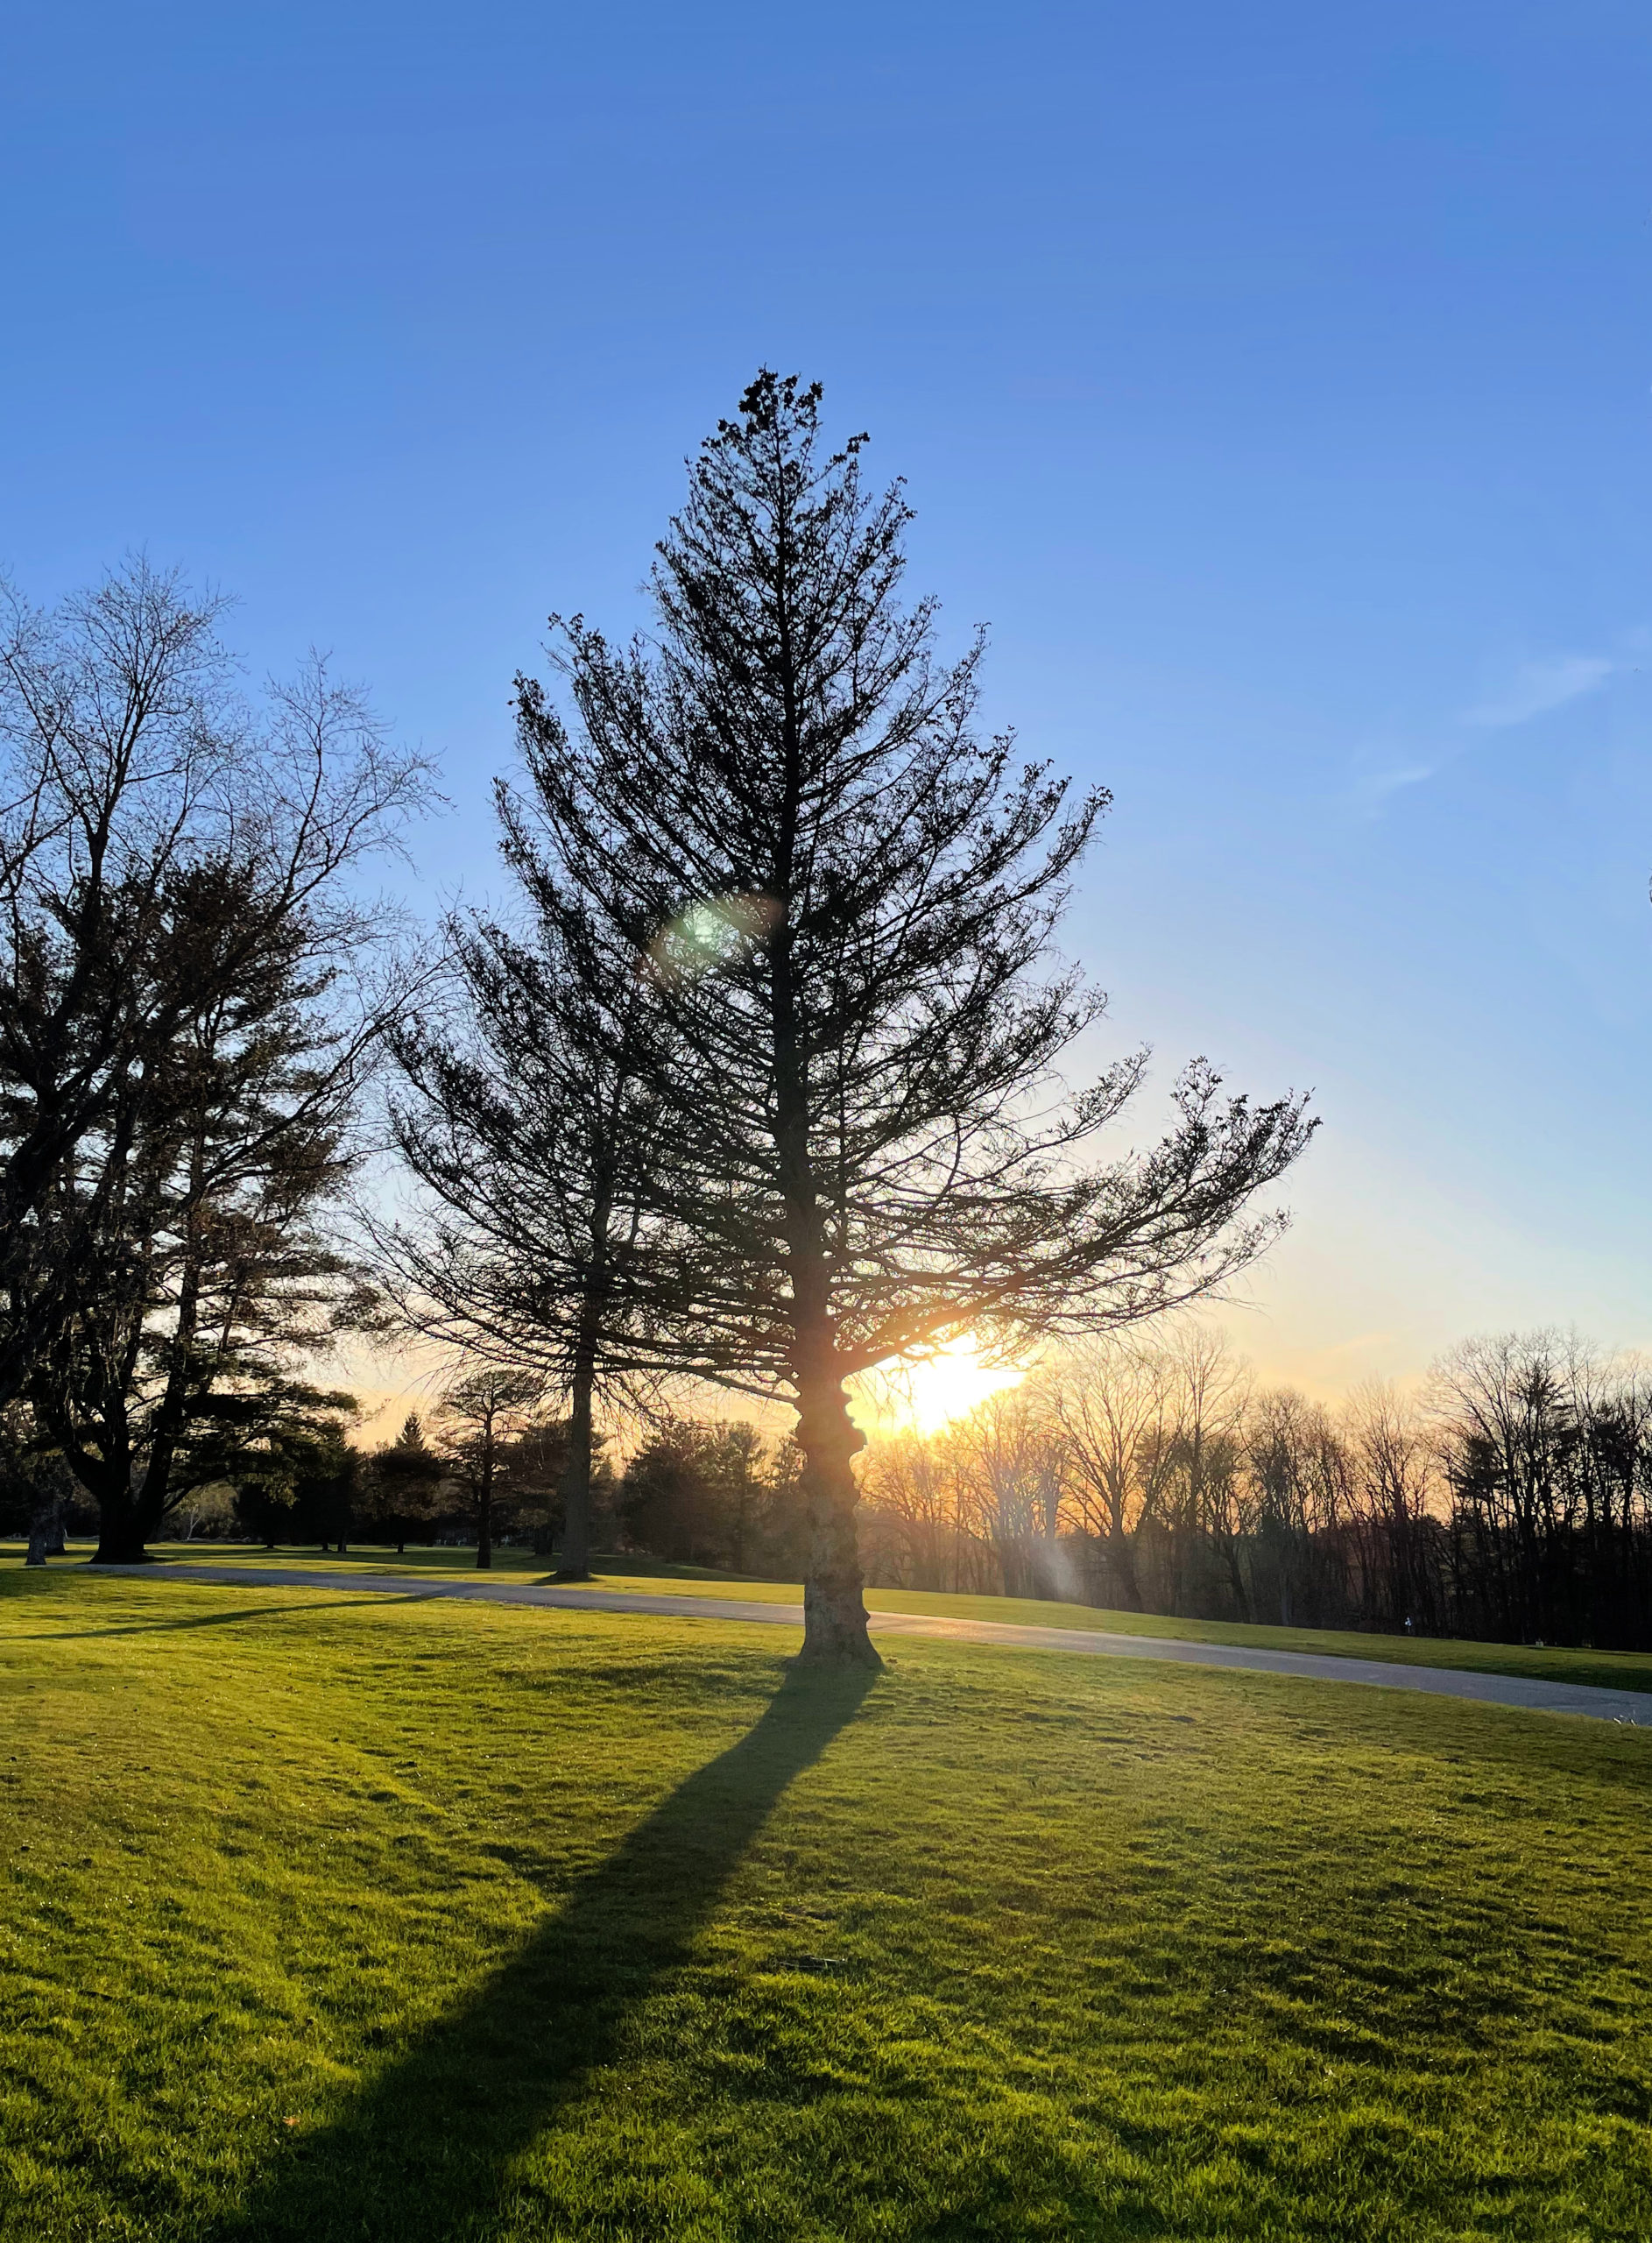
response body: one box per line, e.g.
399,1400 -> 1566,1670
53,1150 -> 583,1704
87,1563 -> 1652,1725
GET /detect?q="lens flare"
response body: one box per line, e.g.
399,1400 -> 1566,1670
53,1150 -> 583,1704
646,893 -> 780,986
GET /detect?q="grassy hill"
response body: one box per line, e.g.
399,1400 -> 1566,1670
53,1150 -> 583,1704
3,1567 -> 1650,2239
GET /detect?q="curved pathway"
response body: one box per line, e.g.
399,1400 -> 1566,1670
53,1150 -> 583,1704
90,1562 -> 1652,1727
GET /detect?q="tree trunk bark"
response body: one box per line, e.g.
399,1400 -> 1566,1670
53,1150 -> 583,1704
554,1346 -> 596,1581
764,605 -> 878,1670
92,1505 -> 153,1564
25,1497 -> 53,1567
794,1360 -> 880,1668
477,1486 -> 492,1569
33,1390 -> 151,1562
552,1194 -> 612,1586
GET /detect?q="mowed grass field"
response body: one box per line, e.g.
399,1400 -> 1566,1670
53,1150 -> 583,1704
27,1540 -> 1652,1696
3,1571 -> 1650,2240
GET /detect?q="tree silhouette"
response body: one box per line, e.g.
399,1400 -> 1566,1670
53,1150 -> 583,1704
379,854 -> 665,1580
516,371 -> 1316,1663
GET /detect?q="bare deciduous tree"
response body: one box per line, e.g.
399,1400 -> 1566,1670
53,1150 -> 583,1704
1340,1380 -> 1437,1630
430,1368 -> 547,1570
942,1387 -> 1067,1599
1048,1334 -> 1177,1610
851,1325 -> 1652,1651
858,1430 -> 963,1592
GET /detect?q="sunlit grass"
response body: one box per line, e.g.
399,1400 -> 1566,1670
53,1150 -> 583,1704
32,1540 -> 1652,1695
3,1568 -> 1651,2239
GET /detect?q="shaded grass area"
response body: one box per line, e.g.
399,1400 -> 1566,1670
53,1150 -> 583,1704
25,1539 -> 1652,1695
3,1572 -> 1652,2238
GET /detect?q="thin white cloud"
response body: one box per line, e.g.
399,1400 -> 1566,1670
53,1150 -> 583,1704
1347,633 -> 1641,817
1464,653 -> 1617,730
1352,761 -> 1435,812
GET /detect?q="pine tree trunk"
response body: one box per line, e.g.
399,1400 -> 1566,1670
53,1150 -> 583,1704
766,583 -> 879,1668
770,1164 -> 879,1659
554,1345 -> 596,1581
793,1355 -> 880,1668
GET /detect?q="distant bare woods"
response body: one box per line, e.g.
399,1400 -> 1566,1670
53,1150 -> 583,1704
850,1327 -> 1652,1651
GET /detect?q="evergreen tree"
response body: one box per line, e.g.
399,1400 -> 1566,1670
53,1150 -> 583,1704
0,562 -> 426,1436
360,1411 -> 445,1553
26,846 -> 393,1561
379,849 -> 665,1580
518,372 -> 1315,1663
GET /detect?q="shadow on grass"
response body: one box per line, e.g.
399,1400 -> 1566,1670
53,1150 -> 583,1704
17,1595 -> 439,1642
211,1663 -> 878,2242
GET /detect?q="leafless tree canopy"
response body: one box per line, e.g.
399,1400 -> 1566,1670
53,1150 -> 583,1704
853,1324 -> 1652,1650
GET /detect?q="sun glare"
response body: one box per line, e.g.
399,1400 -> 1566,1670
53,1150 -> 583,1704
858,1335 -> 1027,1437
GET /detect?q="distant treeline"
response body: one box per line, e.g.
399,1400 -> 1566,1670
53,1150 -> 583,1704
16,1317 -> 1646,1653
536,1323 -> 1652,1651
394,1321 -> 1651,1653
853,1327 -> 1652,1651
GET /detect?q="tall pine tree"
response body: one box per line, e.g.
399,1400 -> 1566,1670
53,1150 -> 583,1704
517,372 -> 1315,1664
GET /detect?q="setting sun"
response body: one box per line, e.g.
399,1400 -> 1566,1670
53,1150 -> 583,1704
855,1335 -> 1027,1437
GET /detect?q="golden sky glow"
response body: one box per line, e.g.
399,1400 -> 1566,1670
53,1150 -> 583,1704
854,1335 -> 1028,1438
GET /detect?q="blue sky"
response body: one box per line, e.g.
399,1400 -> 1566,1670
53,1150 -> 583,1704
5,1 -> 1650,1394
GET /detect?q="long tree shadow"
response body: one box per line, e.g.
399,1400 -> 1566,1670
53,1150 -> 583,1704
211,1663 -> 878,2242
17,1596 -> 439,1642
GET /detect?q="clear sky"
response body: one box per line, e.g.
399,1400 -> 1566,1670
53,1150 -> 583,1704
5,1 -> 1650,1400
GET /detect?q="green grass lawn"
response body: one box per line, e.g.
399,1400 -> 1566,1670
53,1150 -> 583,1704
24,1538 -> 1652,1696
3,1568 -> 1650,2239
